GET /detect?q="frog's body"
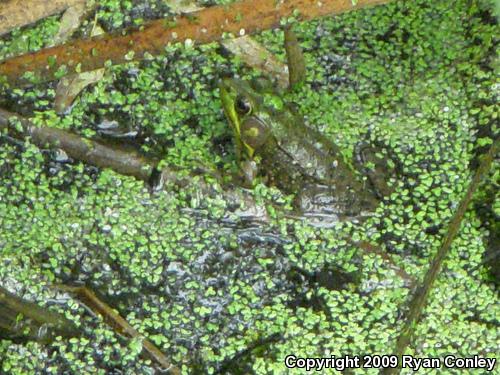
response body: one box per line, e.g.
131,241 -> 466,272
219,77 -> 387,219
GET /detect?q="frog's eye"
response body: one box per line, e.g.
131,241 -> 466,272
235,95 -> 252,115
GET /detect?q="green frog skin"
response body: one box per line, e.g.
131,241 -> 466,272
219,77 -> 384,219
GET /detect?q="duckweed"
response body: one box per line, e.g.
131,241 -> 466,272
0,0 -> 498,373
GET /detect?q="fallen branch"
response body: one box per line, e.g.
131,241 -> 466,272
0,0 -> 392,86
170,1 -> 290,87
382,138 -> 499,375
0,285 -> 79,343
0,107 -> 157,181
0,0 -> 85,36
56,285 -> 181,374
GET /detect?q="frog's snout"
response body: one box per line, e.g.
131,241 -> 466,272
217,78 -> 225,90
218,77 -> 235,93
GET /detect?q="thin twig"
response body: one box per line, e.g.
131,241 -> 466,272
382,138 -> 499,375
57,285 -> 181,374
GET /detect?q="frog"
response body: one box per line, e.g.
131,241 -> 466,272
219,77 -> 394,220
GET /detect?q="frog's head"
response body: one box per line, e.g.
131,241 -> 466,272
219,77 -> 278,159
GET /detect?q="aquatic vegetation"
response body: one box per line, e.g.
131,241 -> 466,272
0,0 -> 498,373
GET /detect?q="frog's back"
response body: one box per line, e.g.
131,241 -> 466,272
219,76 -> 381,219
264,113 -> 380,216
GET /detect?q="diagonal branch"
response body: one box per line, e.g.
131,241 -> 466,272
0,0 -> 393,86
0,285 -> 80,343
56,285 -> 181,373
0,107 -> 157,181
382,138 -> 499,375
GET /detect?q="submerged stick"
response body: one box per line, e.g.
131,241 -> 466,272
0,286 -> 79,343
57,285 -> 181,373
284,25 -> 306,89
0,108 -> 157,181
0,107 -> 265,220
